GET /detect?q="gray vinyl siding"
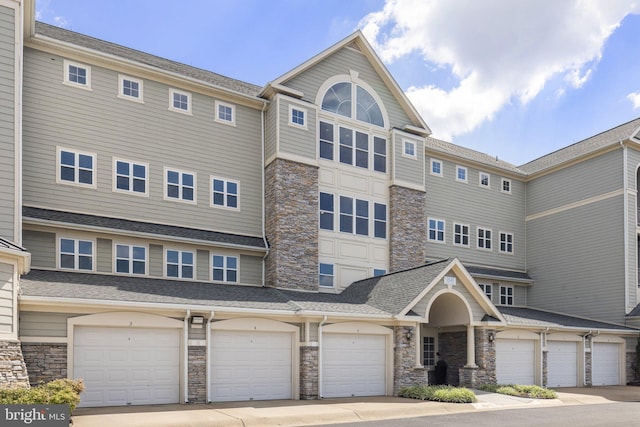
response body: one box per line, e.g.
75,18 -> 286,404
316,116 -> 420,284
19,312 -> 72,337
22,48 -> 263,238
149,244 -> 163,277
264,99 -> 278,162
22,230 -> 56,269
526,149 -> 623,216
393,132 -> 424,187
96,238 -> 112,273
277,96 -> 317,161
0,6 -> 15,241
476,281 -> 527,306
197,249 -> 209,281
285,46 -> 415,131
239,254 -> 262,285
424,156 -> 526,270
526,197 -> 626,323
0,262 -> 13,333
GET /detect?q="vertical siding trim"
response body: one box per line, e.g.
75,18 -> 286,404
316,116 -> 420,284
261,105 -> 268,287
622,142 -> 629,312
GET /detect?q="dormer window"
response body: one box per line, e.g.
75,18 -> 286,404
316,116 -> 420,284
321,82 -> 384,127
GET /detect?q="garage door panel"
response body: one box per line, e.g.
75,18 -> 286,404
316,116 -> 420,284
496,339 -> 535,385
592,343 -> 620,386
547,341 -> 578,387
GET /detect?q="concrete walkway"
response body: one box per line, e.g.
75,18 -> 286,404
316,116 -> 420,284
70,386 -> 640,427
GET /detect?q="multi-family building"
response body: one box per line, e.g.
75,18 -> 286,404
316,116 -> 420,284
0,0 -> 638,407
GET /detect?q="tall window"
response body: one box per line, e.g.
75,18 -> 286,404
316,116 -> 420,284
430,159 -> 443,177
319,121 -> 334,160
456,166 -> 467,182
500,285 -> 514,305
115,159 -> 147,194
479,172 -> 490,188
374,203 -> 387,238
321,82 -> 384,127
58,148 -> 95,187
319,263 -> 334,288
211,177 -> 239,209
319,192 -> 334,230
212,255 -> 238,283
423,336 -> 435,366
428,218 -> 445,242
59,238 -> 93,271
373,136 -> 386,173
477,227 -> 492,250
339,196 -> 369,236
166,249 -> 194,279
479,283 -> 492,300
115,244 -> 146,275
500,232 -> 514,253
166,168 -> 195,202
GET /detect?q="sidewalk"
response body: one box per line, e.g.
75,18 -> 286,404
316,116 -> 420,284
70,386 -> 640,427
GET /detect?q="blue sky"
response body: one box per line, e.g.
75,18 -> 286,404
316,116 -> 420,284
36,0 -> 640,166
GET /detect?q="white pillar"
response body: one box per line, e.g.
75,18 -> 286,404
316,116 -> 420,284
466,325 -> 477,367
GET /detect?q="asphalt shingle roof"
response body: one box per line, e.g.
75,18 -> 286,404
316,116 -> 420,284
499,306 -> 638,331
465,265 -> 532,282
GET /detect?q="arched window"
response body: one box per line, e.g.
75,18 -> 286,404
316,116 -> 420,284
321,82 -> 384,127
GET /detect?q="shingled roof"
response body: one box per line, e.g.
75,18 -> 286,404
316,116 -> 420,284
499,306 -> 638,332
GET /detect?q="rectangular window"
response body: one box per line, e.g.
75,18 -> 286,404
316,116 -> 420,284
319,263 -> 334,288
374,203 -> 387,239
58,148 -> 95,187
290,106 -> 306,128
339,195 -> 353,234
319,121 -> 334,160
59,238 -> 93,271
454,223 -> 470,246
500,285 -> 514,305
355,199 -> 369,236
215,101 -> 235,125
423,336 -> 435,366
500,232 -> 514,253
169,89 -> 191,113
373,268 -> 386,277
339,127 -> 353,166
211,177 -> 239,209
479,171 -> 490,188
165,168 -> 196,203
501,178 -> 512,194
166,249 -> 194,279
339,127 -> 368,169
403,140 -> 416,158
118,75 -> 143,101
477,227 -> 492,250
428,218 -> 445,242
456,166 -> 467,182
339,196 -> 369,236
479,283 -> 492,300
355,131 -> 369,168
212,255 -> 238,283
319,192 -> 334,231
430,159 -> 443,177
115,244 -> 146,275
373,136 -> 386,173
114,159 -> 147,195
63,60 -> 91,88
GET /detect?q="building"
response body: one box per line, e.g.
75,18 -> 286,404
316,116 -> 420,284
0,0 -> 638,407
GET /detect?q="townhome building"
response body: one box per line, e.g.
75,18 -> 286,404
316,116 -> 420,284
0,0 -> 639,407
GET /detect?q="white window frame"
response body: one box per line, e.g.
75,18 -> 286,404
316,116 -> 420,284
456,165 -> 468,183
479,171 -> 491,188
63,59 -> 91,90
453,223 -> 470,247
501,178 -> 512,194
403,140 -> 417,159
56,147 -> 97,188
422,335 -> 436,367
289,105 -> 307,129
499,231 -> 514,254
477,226 -> 492,251
500,285 -> 514,305
113,158 -> 148,196
165,249 -> 195,280
169,88 -> 192,114
210,176 -> 240,210
58,237 -> 95,271
118,75 -> 144,102
215,100 -> 236,126
430,159 -> 443,177
428,218 -> 445,243
211,254 -> 238,283
479,283 -> 493,301
319,263 -> 335,288
164,167 -> 197,204
114,243 -> 148,276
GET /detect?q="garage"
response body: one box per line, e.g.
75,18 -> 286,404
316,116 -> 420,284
496,339 -> 535,385
547,340 -> 578,387
74,326 -> 181,407
210,319 -> 296,402
592,342 -> 621,386
322,333 -> 386,398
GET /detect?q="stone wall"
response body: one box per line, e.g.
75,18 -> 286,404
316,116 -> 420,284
22,343 -> 66,385
300,346 -> 318,399
265,159 -> 319,291
389,186 -> 427,272
471,328 -> 495,385
585,352 -> 592,386
188,346 -> 206,403
0,340 -> 29,388
393,326 -> 428,394
626,351 -> 637,385
438,331 -> 466,386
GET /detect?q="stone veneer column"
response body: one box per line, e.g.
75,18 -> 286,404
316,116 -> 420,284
300,346 -> 319,399
265,159 -> 319,291
21,343 -> 66,385
188,346 -> 206,403
460,328 -> 495,387
393,326 -> 428,394
0,340 -> 30,388
389,185 -> 427,272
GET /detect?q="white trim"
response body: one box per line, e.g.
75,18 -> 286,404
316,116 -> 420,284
427,217 -> 445,243
62,59 -> 91,90
214,100 -> 236,126
288,104 -> 307,130
452,222 -> 470,247
498,284 -> 514,306
163,166 -> 197,204
501,177 -> 512,194
430,158 -> 443,177
455,165 -> 468,183
164,247 -> 196,280
13,0 -> 23,244
19,336 -> 68,343
476,226 -> 493,251
168,88 -> 192,114
210,253 -> 239,284
402,140 -> 417,159
113,241 -> 149,276
112,157 -> 149,196
210,175 -> 240,211
117,74 -> 144,103
525,189 -> 624,221
479,171 -> 491,188
498,231 -> 514,255
57,235 -> 96,272
56,146 -> 97,189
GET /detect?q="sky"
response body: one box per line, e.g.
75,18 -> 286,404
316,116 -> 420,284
35,0 -> 640,166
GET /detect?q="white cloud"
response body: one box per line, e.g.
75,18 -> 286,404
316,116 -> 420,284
628,92 -> 640,109
359,0 -> 640,141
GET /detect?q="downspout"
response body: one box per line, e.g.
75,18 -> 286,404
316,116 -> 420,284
318,315 -> 328,399
261,103 -> 270,287
622,141 -> 629,312
206,311 -> 214,403
183,309 -> 190,403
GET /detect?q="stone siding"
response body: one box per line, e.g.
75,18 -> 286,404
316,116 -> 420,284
22,343 -> 66,385
389,186 -> 427,272
626,350 -> 636,385
0,340 -> 29,388
188,346 -> 206,403
265,159 -> 319,291
470,328 -> 495,386
585,351 -> 592,386
393,326 -> 428,394
300,346 -> 318,399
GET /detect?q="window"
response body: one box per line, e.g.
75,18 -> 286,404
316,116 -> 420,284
321,82 -> 384,127
454,223 -> 470,246
477,227 -> 492,250
339,196 -> 368,236
169,89 -> 191,113
166,249 -> 194,279
57,148 -> 95,187
318,121 -> 386,173
500,232 -> 514,253
501,178 -> 512,194
290,106 -> 306,128
373,269 -> 386,277
114,159 -> 147,195
500,285 -> 514,305
212,255 -> 238,283
374,203 -> 387,238
373,136 -> 386,173
479,172 -> 490,188
319,121 -> 334,160
59,238 -> 93,271
165,168 -> 196,203
63,60 -> 91,89
215,101 -> 235,125
430,159 -> 443,177
428,218 -> 445,242
211,177 -> 239,209
319,192 -> 334,230
403,140 -> 416,158
118,75 -> 143,101
115,244 -> 146,275
339,127 -> 368,169
423,336 -> 435,366
456,166 -> 467,182
319,263 -> 334,288
479,283 -> 492,300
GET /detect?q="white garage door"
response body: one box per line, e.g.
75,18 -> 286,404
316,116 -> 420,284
592,342 -> 620,386
547,341 -> 578,387
210,330 -> 293,402
496,339 -> 535,385
74,326 -> 180,407
323,333 -> 386,398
